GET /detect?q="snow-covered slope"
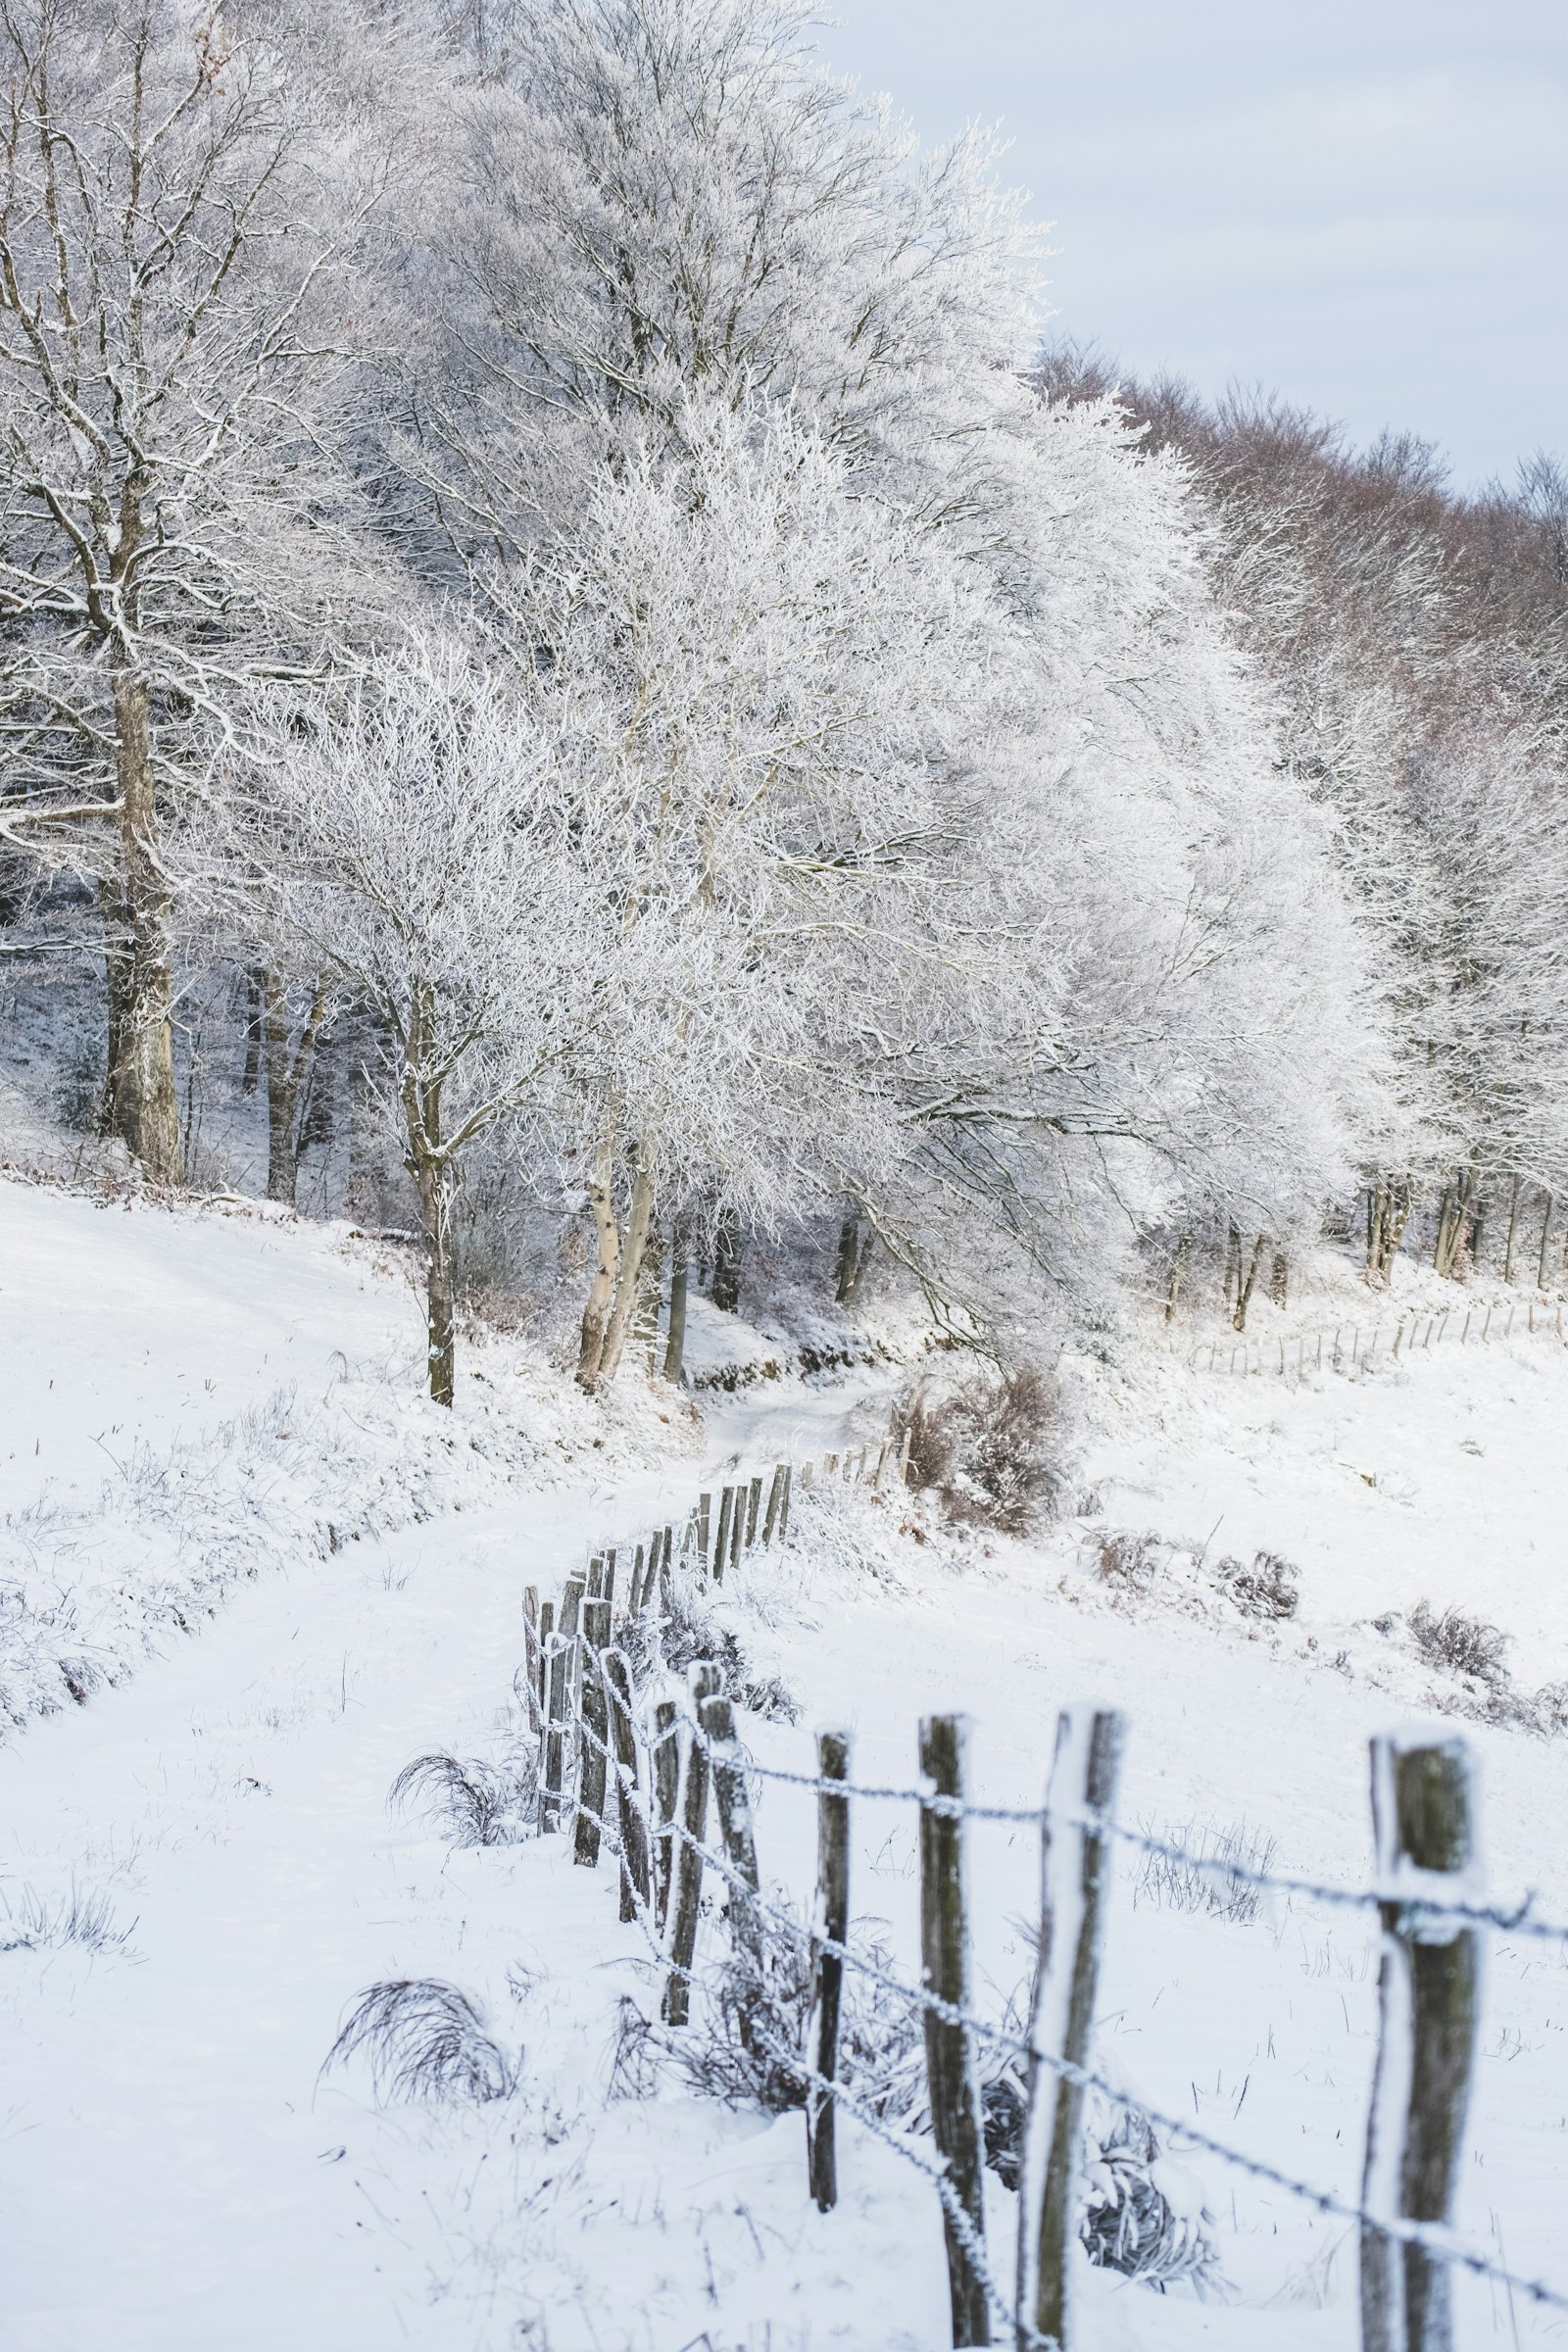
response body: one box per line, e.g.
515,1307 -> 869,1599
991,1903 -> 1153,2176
4,1176 -> 1568,2349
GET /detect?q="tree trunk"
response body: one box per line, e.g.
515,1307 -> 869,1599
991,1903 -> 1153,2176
1233,1233 -> 1268,1333
1503,1172 -> 1522,1285
662,1225 -> 689,1385
598,1157 -> 657,1385
108,660 -> 182,1184
1367,1174 -> 1412,1287
1434,1166 -> 1477,1280
240,967 -> 264,1096
97,881 -> 131,1140
1163,1232 -> 1190,1323
576,1115 -> 621,1391
834,1210 -> 873,1306
400,982 -> 456,1406
1223,1224 -> 1242,1316
711,1207 -> 742,1313
1540,1193 -> 1554,1291
414,1152 -> 457,1408
1269,1250 -> 1290,1309
263,971 -> 328,1207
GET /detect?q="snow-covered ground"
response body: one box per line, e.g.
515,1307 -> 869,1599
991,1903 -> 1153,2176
4,1178 -> 1568,2349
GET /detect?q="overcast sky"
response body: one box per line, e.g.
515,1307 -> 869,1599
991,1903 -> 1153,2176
815,0 -> 1566,489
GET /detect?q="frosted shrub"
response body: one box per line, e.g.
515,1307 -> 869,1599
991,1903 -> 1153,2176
1409,1601 -> 1510,1684
897,1367 -> 1066,1537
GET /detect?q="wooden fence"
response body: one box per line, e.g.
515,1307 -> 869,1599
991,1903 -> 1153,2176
491,1449 -> 1568,2349
1196,1294 -> 1566,1379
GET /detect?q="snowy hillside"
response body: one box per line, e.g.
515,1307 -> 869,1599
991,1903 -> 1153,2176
3,1176 -> 1568,2349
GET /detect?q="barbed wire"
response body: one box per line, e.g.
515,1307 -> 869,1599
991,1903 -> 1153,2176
668,1717 -> 1568,1949
528,1460 -> 1568,2327
646,1794 -> 1568,2320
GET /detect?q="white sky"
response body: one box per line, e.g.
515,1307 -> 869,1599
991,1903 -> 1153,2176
815,0 -> 1567,488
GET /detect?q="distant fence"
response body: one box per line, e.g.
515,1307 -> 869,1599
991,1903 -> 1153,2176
388,1443 -> 1568,2348
1195,1293 -> 1566,1379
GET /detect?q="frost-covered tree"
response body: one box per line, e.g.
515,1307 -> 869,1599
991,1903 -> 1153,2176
238,634 -> 589,1403
0,0 -> 410,1179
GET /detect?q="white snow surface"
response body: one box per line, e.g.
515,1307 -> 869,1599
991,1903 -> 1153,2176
4,1178 -> 1568,2349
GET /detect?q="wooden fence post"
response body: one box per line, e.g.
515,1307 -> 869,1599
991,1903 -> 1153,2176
1360,1733 -> 1482,2352
778,1464 -> 793,1540
701,1692 -> 763,2028
520,1587 -> 542,1735
602,1648 -> 652,1924
728,1486 -> 745,1579
807,1728 -> 852,2213
574,1582 -> 612,1866
698,1491 -> 712,1572
762,1464 -> 786,1545
918,1712 -> 991,2348
652,1697 -> 680,1932
712,1488 -> 734,1585
746,1476 -> 763,1546
1016,1706 -> 1125,2351
663,1663 -> 721,2025
542,1573 -> 584,1833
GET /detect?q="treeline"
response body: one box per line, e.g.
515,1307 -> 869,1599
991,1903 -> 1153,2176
1,0 -> 1563,1396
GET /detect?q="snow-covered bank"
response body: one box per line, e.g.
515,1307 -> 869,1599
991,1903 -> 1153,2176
5,1178 -> 1568,2348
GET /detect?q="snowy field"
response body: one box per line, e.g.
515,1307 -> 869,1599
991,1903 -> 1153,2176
3,1177 -> 1568,2350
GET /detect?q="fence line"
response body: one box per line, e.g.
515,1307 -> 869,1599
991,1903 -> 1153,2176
411,1435 -> 1568,2345
1195,1294 -> 1566,1379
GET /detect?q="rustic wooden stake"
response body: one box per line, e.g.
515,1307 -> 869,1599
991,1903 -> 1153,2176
778,1464 -> 793,1540
918,1712 -> 991,2348
762,1464 -> 786,1544
628,1543 -> 646,1615
663,1665 -> 721,2024
701,1691 -> 763,2017
520,1586 -> 542,1735
807,1727 -> 852,2213
1360,1733 -> 1482,2352
697,1491 -> 712,1571
573,1591 -> 612,1866
712,1487 -> 734,1586
543,1574 -> 584,1832
658,1525 -> 674,1610
651,1696 -> 681,1930
602,1648 -> 652,1924
1016,1706 -> 1125,2351
728,1485 -> 745,1578
745,1476 -> 762,1546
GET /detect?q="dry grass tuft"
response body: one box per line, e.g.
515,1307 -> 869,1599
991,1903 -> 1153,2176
324,1979 -> 514,2105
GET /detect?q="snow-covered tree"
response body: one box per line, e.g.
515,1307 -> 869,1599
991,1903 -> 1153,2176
0,0 -> 409,1179
238,633 -> 589,1402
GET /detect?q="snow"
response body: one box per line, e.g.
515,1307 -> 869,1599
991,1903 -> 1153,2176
5,1178 -> 1568,2348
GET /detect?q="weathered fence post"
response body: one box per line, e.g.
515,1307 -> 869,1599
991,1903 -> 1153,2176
602,1648 -> 652,1923
918,1712 -> 991,2347
762,1464 -> 786,1545
520,1587 -> 542,1735
701,1692 -> 763,2035
663,1663 -> 721,2025
728,1486 -> 745,1579
807,1727 -> 852,2213
712,1488 -> 734,1585
573,1577 -> 612,1866
652,1696 -> 680,1931
542,1573 -> 584,1832
1016,1706 -> 1125,2351
778,1463 -> 793,1540
1360,1732 -> 1482,2352
746,1476 -> 763,1546
698,1491 -> 711,1572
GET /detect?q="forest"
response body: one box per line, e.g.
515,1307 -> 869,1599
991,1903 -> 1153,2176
3,0 -> 1566,1403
